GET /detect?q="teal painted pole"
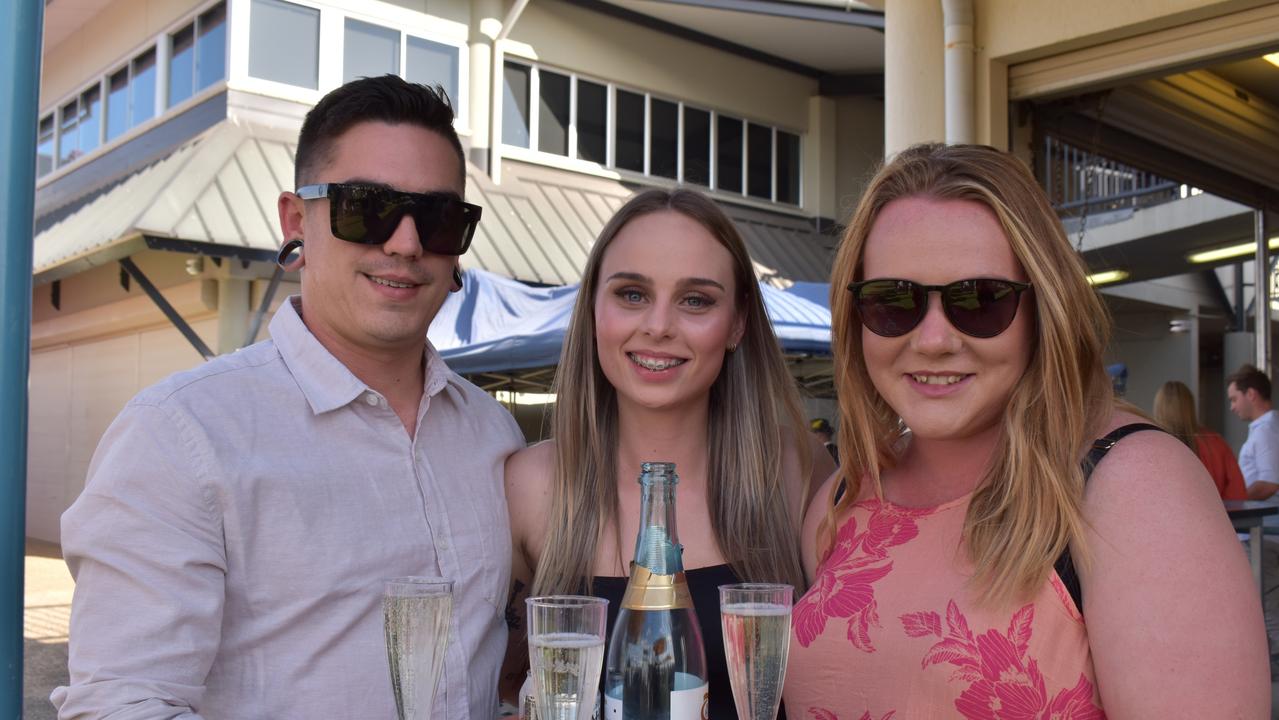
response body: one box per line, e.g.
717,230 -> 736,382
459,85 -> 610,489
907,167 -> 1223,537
1,0 -> 44,714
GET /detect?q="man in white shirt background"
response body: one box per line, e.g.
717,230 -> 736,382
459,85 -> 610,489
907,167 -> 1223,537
1228,364 -> 1279,501
52,75 -> 524,719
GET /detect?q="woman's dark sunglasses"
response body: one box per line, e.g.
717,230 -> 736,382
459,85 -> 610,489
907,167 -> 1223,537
295,182 -> 481,256
848,278 -> 1032,338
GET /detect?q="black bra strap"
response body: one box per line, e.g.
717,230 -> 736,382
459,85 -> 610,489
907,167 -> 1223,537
1055,423 -> 1164,616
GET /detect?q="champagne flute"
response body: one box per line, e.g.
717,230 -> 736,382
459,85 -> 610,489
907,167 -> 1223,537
525,595 -> 609,720
384,576 -> 453,720
719,583 -> 794,720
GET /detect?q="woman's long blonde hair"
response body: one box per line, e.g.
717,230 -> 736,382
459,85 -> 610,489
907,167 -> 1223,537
823,143 -> 1114,606
1154,381 -> 1200,451
532,188 -> 811,597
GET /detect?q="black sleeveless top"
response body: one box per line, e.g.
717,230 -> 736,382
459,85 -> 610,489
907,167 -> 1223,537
591,564 -> 788,720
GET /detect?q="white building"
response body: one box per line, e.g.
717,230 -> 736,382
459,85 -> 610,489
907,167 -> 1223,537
27,0 -> 887,543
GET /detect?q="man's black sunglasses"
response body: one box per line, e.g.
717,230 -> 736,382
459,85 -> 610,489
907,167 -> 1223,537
295,183 -> 481,256
847,278 -> 1032,338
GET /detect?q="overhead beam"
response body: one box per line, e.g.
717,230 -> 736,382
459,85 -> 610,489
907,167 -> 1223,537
819,73 -> 884,96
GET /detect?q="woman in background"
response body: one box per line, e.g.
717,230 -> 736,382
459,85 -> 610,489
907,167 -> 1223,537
504,188 -> 834,719
1154,380 -> 1246,501
785,143 -> 1267,718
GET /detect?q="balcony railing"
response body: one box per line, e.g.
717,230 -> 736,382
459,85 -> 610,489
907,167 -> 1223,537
1042,136 -> 1182,215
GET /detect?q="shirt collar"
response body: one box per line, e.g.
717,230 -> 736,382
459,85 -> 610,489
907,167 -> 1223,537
1250,409 -> 1276,431
270,297 -> 466,414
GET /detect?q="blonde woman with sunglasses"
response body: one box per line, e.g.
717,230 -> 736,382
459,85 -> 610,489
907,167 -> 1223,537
783,144 -> 1267,718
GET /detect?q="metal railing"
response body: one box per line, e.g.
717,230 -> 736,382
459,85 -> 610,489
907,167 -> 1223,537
1043,136 -> 1182,215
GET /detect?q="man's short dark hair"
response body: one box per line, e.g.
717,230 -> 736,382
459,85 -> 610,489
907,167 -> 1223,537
1229,364 -> 1272,401
294,74 -> 465,187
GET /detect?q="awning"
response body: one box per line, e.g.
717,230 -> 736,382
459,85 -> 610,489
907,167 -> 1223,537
429,268 -> 834,394
33,121 -> 297,283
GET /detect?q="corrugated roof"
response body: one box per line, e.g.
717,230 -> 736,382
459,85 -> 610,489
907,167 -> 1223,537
474,160 -> 836,286
33,121 -> 835,287
33,122 -> 297,278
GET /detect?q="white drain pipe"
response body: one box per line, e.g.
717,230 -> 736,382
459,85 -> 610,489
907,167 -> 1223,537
942,0 -> 974,144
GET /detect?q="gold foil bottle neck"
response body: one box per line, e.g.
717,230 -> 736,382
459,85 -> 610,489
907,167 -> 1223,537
620,563 -> 693,610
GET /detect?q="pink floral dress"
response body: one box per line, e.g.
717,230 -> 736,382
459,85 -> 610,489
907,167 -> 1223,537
783,489 -> 1104,720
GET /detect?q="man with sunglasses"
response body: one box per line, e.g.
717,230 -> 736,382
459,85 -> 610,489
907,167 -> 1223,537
53,75 -> 524,720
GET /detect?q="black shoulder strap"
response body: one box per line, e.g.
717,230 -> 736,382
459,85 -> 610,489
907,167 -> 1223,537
1054,423 -> 1164,616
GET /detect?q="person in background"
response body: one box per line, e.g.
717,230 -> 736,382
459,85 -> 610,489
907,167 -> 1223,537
785,143 -> 1267,718
810,418 -> 840,465
1228,364 -> 1279,501
52,76 -> 524,719
502,188 -> 835,719
1153,380 -> 1246,501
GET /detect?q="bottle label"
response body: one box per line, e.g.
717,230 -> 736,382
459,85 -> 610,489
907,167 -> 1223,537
620,565 -> 693,610
603,682 -> 709,720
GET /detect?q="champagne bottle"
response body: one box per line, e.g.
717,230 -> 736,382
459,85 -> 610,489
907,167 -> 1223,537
604,462 -> 709,720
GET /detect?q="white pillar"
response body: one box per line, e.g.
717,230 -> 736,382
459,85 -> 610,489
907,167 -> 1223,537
884,0 -> 944,155
942,0 -> 974,144
468,0 -> 502,171
217,276 -> 250,355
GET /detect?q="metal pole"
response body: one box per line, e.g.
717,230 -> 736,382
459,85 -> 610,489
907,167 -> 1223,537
1,0 -> 45,713
1255,209 -> 1271,379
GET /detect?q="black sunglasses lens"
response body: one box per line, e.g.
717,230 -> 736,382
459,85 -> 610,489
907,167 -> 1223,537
856,280 -> 926,337
943,279 -> 1022,338
413,196 -> 476,256
330,185 -> 408,245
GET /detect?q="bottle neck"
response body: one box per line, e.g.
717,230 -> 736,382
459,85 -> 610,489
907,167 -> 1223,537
633,475 -> 682,575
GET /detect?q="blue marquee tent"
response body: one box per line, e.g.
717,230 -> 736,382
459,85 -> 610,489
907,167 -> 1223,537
428,268 -> 832,376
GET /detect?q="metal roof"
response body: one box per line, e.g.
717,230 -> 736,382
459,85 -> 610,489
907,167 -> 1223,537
33,121 -> 836,286
33,121 -> 296,282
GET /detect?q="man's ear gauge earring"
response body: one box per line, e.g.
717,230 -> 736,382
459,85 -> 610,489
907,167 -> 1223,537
277,239 -> 304,267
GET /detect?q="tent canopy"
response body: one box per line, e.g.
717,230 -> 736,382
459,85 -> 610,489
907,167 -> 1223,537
429,268 -> 833,392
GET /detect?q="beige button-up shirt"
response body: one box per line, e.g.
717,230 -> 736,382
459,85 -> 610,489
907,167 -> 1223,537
52,298 -> 524,719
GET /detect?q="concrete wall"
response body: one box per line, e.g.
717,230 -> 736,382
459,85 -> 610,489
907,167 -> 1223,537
834,95 -> 885,222
1106,309 -> 1199,416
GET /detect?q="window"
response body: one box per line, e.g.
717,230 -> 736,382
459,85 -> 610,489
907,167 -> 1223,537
166,3 -> 226,108
716,115 -> 743,193
249,0 -> 320,89
776,131 -> 800,205
344,19 -> 400,83
106,69 -> 129,142
406,37 -> 459,108
683,107 -> 710,186
195,3 -> 227,92
131,49 -> 157,126
576,79 -> 606,164
36,115 -> 54,178
747,123 -> 772,199
168,24 -> 195,107
58,99 -> 78,165
538,70 -> 570,157
495,61 -> 801,205
615,89 -> 645,173
650,98 -> 678,180
502,63 -> 531,148
77,86 -> 102,159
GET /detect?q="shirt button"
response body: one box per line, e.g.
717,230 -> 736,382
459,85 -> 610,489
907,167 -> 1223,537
365,394 -> 380,406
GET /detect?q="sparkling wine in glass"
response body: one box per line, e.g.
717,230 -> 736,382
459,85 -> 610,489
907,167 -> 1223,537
719,583 -> 794,720
526,595 -> 609,720
384,576 -> 453,720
